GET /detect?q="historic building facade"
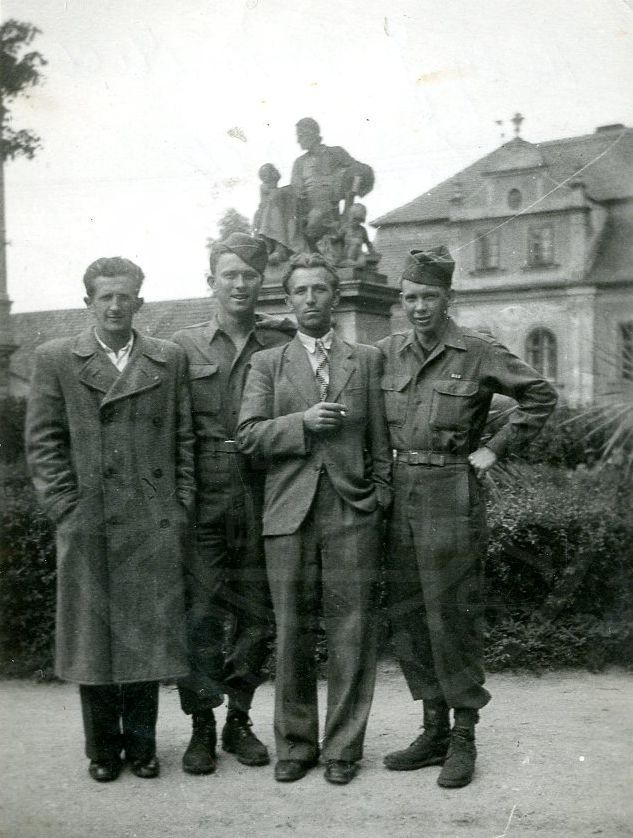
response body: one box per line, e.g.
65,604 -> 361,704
372,124 -> 633,406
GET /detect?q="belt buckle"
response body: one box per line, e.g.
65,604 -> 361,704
408,451 -> 420,465
223,439 -> 238,453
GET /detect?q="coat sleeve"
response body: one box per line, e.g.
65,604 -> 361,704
237,353 -> 309,460
173,346 -> 196,510
481,339 -> 558,457
25,347 -> 79,524
365,348 -> 393,509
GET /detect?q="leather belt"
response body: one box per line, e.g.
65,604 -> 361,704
204,439 -> 240,453
395,450 -> 468,466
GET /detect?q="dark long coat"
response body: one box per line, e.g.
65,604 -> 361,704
25,328 -> 195,685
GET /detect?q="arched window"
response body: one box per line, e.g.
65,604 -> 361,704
525,328 -> 557,379
508,188 -> 522,210
475,231 -> 500,271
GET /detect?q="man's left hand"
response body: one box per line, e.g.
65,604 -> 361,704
468,446 -> 497,479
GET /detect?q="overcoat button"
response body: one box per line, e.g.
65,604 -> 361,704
104,467 -> 116,478
101,409 -> 114,423
153,468 -> 163,478
159,518 -> 170,528
106,516 -> 120,526
152,417 -> 162,427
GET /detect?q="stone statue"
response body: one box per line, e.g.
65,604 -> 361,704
254,118 -> 377,266
340,203 -> 381,267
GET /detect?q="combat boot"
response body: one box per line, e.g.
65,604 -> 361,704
222,709 -> 270,766
384,701 -> 450,771
437,708 -> 478,788
182,711 -> 217,775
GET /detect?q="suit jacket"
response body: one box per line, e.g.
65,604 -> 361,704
237,333 -> 392,536
25,328 -> 194,684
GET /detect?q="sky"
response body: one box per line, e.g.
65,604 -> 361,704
4,0 -> 633,312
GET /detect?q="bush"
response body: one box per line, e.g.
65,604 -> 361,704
0,396 -> 27,464
0,462 -> 57,677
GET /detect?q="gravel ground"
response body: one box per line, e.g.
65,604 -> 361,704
1,665 -> 632,838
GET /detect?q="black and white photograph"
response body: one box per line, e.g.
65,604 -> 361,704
1,1 -> 632,836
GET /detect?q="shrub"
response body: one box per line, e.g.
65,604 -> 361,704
0,396 -> 27,464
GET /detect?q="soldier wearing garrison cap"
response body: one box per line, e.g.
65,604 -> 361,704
171,232 -> 295,775
377,245 -> 557,789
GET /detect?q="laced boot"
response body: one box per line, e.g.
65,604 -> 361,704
384,701 -> 450,771
221,709 -> 270,766
182,711 -> 217,775
437,708 -> 478,788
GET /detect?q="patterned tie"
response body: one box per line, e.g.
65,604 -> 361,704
314,338 -> 329,401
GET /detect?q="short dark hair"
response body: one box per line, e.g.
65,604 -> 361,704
83,257 -> 144,296
296,117 -> 320,135
281,252 -> 340,294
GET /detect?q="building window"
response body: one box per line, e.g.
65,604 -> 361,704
526,328 -> 557,379
508,188 -> 522,210
528,225 -> 555,266
475,231 -> 500,270
620,323 -> 633,381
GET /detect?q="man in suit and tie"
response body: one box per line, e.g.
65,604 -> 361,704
237,252 -> 392,785
25,257 -> 194,782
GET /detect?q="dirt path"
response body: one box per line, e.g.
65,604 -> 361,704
1,666 -> 631,838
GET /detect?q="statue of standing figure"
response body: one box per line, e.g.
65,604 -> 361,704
254,118 -> 377,266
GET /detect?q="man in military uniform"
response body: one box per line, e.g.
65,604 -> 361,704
378,246 -> 557,788
172,233 -> 295,775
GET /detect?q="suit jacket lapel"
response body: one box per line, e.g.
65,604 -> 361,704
327,334 -> 355,402
283,335 -> 320,406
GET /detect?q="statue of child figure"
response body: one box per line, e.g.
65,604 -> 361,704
253,163 -> 293,265
340,203 -> 380,267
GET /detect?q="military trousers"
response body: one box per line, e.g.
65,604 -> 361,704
265,473 -> 381,763
387,461 -> 491,710
179,454 -> 274,716
80,681 -> 159,762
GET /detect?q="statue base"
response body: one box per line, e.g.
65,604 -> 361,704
260,263 -> 399,345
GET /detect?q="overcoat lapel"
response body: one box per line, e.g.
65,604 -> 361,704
101,334 -> 166,406
74,329 -> 118,395
328,335 -> 355,402
282,336 -> 320,406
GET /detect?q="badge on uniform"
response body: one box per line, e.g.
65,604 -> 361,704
450,373 -> 462,379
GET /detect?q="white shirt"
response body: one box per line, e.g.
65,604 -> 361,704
296,329 -> 334,382
94,329 -> 134,373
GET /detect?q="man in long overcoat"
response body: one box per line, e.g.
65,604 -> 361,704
378,246 -> 557,788
25,257 -> 194,783
237,253 -> 392,786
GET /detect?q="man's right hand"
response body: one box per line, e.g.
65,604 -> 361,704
303,402 -> 347,434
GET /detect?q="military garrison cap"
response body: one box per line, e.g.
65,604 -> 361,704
210,232 -> 268,275
401,245 -> 455,288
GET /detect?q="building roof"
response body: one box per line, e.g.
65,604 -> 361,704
10,296 -> 216,385
373,125 -> 633,226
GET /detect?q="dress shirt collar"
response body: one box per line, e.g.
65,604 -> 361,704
94,329 -> 134,371
296,329 -> 334,354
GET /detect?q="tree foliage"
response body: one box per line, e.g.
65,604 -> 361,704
0,19 -> 47,161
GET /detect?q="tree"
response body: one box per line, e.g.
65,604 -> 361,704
217,208 -> 252,240
0,19 -> 47,160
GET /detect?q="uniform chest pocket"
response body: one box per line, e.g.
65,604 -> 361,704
380,374 -> 411,427
430,379 -> 478,430
189,363 -> 221,415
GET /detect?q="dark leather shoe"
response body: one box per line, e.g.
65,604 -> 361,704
324,760 -> 359,785
88,759 -> 122,782
274,758 -> 317,783
222,712 -> 269,766
383,729 -> 450,771
437,727 -> 477,788
129,755 -> 160,779
183,713 -> 217,775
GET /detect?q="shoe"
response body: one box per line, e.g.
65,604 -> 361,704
437,726 -> 477,788
222,711 -> 270,766
182,712 -> 217,775
274,758 -> 317,783
384,702 -> 450,771
88,758 -> 122,783
324,760 -> 359,785
129,755 -> 160,778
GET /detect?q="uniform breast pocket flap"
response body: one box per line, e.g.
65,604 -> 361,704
380,374 -> 411,426
430,379 -> 478,430
188,363 -> 221,414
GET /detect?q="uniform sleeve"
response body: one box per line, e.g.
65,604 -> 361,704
481,339 -> 558,457
25,348 -> 79,524
173,346 -> 196,510
237,353 -> 308,459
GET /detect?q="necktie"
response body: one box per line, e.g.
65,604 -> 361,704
314,338 -> 329,401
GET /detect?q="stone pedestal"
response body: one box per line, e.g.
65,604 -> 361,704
260,263 -> 399,344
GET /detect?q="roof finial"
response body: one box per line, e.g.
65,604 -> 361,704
512,112 -> 524,137
495,119 -> 505,141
